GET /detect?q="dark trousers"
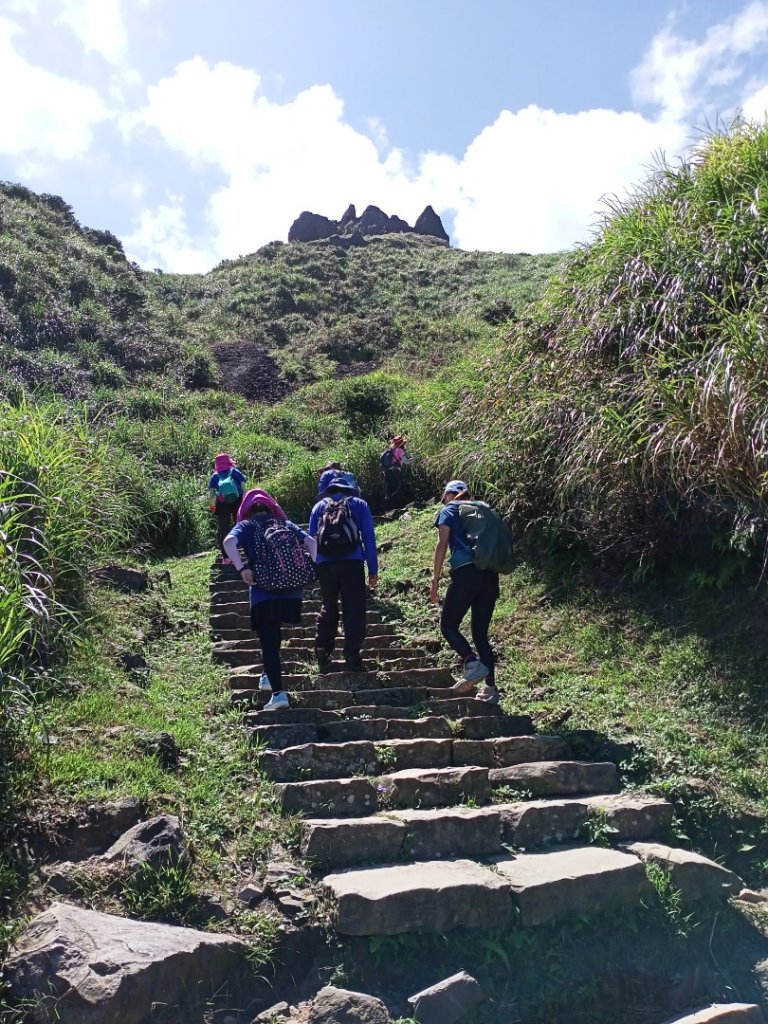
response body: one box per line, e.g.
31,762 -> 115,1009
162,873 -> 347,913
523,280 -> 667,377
440,564 -> 499,682
315,560 -> 367,658
384,467 -> 404,510
215,502 -> 240,558
255,621 -> 283,692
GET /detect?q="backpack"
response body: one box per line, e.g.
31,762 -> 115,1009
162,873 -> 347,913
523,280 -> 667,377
380,448 -> 394,471
247,518 -> 316,591
455,501 -> 515,574
216,470 -> 240,503
316,497 -> 360,557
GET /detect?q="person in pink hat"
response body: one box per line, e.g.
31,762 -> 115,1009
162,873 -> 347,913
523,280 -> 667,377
208,453 -> 246,563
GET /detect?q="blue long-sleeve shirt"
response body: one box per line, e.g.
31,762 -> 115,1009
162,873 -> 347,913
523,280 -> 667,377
309,495 -> 378,575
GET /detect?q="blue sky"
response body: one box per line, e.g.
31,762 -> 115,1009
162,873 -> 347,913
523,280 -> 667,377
2,0 -> 768,271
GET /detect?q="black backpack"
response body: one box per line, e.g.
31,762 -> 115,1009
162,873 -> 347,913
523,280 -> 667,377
380,448 -> 394,470
246,519 -> 316,591
316,497 -> 360,556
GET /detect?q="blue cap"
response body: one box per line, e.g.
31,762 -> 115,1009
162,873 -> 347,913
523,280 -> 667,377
321,474 -> 358,497
442,479 -> 469,497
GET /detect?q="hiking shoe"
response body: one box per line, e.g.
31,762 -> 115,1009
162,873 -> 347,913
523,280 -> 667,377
263,691 -> 289,711
450,677 -> 479,696
345,657 -> 367,673
462,656 -> 490,684
475,684 -> 500,705
259,674 -> 272,692
315,648 -> 333,674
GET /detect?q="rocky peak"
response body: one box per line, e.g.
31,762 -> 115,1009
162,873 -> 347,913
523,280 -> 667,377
288,203 -> 449,245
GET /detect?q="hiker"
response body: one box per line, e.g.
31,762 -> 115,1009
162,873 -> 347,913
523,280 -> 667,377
380,434 -> 410,510
309,474 -> 378,673
430,480 -> 513,703
223,488 -> 317,711
208,453 -> 246,563
317,461 -> 361,498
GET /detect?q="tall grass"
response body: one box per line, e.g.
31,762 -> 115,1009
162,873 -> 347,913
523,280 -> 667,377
414,120 -> 768,568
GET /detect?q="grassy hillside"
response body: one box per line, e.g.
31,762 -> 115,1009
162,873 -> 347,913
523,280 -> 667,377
0,182 -> 559,402
413,121 -> 768,571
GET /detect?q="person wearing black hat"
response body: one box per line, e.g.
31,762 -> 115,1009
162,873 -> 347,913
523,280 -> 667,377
309,475 -> 378,673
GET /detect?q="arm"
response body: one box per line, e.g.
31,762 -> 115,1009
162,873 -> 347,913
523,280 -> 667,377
430,525 -> 451,604
357,502 -> 379,585
304,534 -> 318,562
308,502 -> 321,538
223,528 -> 254,586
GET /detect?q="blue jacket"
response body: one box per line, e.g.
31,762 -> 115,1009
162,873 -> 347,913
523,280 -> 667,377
309,494 -> 378,574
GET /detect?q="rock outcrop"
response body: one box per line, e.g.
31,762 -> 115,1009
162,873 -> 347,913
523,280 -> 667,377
287,204 -> 449,245
5,902 -> 245,1024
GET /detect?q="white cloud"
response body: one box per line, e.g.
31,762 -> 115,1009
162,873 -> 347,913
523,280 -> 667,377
55,0 -> 127,64
632,0 -> 768,120
0,16 -> 109,159
123,199 -> 215,273
743,82 -> 768,121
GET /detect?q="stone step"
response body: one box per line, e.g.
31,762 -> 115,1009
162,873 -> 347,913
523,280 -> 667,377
214,628 -> 404,645
230,668 -> 456,692
323,845 -> 650,935
661,1004 -> 765,1023
276,766 -> 490,816
210,608 -> 385,627
489,760 -> 620,797
260,735 -> 571,782
211,618 -> 399,638
217,647 -> 431,669
214,638 -> 427,657
300,793 -> 674,870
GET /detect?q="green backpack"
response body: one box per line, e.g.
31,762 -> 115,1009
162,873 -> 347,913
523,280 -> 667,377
216,470 -> 240,503
455,501 -> 515,574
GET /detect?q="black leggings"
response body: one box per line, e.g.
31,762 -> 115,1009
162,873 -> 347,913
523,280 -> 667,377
440,564 -> 499,682
255,621 -> 283,692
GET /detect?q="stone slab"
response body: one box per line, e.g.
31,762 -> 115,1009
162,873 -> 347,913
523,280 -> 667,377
386,807 -> 502,859
376,738 -> 454,771
319,719 -> 389,743
662,1006 -> 765,1023
386,717 -> 452,740
324,859 -> 512,935
624,842 -> 741,902
381,766 -> 491,809
407,971 -> 486,1024
458,714 -> 535,739
259,741 -> 379,782
276,778 -> 378,817
491,845 -> 650,926
301,817 -> 406,869
489,760 -> 620,796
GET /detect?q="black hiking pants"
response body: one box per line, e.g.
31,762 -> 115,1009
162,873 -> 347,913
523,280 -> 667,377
384,467 -> 404,510
315,560 -> 367,660
440,564 -> 499,681
215,501 -> 240,558
254,621 -> 283,692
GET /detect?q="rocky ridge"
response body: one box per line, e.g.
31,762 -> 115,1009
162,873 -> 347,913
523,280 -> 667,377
288,204 -> 449,246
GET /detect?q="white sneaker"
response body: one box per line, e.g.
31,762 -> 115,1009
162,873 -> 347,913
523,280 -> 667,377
259,674 -> 272,691
263,691 -> 289,711
462,657 -> 490,683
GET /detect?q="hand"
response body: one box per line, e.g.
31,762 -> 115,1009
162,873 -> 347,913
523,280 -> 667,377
209,504 -> 217,513
368,574 -> 379,591
430,581 -> 441,605
240,569 -> 255,586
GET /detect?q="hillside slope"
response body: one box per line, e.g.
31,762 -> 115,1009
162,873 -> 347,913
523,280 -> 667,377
0,183 -> 560,403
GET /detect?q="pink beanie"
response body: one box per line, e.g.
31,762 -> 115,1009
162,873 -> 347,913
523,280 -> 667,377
237,488 -> 287,523
214,453 -> 234,472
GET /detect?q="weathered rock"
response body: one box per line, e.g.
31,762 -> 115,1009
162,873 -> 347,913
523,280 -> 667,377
92,565 -> 149,592
4,902 -> 245,1024
661,1005 -> 765,1023
735,887 -> 768,905
498,793 -> 673,848
120,651 -> 148,672
325,859 -> 512,935
413,205 -> 449,242
625,842 -> 741,902
489,760 -> 619,797
256,1001 -> 290,1022
382,766 -> 491,809
491,845 -> 650,927
260,741 -> 379,782
264,860 -> 305,893
276,777 -> 378,817
309,985 -> 391,1024
385,214 -> 411,233
407,971 -> 486,1024
101,814 -> 188,869
358,205 -> 389,235
237,880 -> 265,905
301,817 -> 406,869
339,204 -> 357,228
386,717 -> 452,740
386,807 -> 501,859
288,211 -> 337,243
136,730 -> 180,768
377,738 -> 453,771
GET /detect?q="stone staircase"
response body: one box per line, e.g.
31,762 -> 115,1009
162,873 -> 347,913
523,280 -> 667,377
210,563 -> 739,939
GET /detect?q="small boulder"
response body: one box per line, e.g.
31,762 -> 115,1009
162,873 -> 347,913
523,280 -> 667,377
309,986 -> 391,1024
661,1005 -> 765,1023
4,902 -> 245,1024
289,212 -> 337,243
408,971 -> 486,1024
413,205 -> 449,242
101,814 -> 188,869
625,842 -> 741,902
58,796 -> 143,859
385,214 -> 411,234
256,1002 -> 290,1022
137,731 -> 180,769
